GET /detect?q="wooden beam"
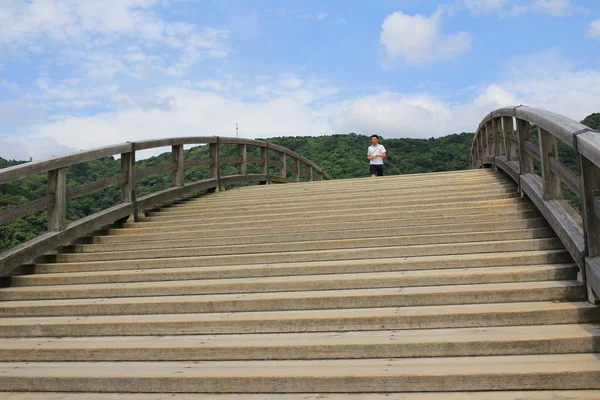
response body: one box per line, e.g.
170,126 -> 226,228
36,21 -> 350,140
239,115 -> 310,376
47,168 -> 66,232
539,127 -> 562,200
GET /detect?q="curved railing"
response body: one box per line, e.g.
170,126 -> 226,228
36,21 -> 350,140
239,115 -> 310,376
0,137 -> 330,276
469,106 -> 600,303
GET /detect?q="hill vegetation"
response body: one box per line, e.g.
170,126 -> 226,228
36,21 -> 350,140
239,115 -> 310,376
1,113 -> 598,252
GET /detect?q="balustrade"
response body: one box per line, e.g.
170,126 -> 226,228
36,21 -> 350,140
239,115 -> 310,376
0,137 -> 329,276
470,106 -> 600,303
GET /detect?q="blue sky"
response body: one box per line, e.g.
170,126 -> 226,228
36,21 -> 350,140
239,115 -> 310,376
1,0 -> 600,160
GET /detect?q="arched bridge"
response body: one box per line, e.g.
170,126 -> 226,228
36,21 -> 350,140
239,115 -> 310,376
0,108 -> 598,398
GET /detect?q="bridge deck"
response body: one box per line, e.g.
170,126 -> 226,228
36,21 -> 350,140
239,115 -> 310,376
0,169 -> 599,398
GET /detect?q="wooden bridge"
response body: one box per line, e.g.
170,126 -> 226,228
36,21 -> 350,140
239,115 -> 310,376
0,106 -> 599,398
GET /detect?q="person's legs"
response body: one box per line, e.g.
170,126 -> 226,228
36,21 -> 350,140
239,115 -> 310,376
370,165 -> 378,178
377,165 -> 384,176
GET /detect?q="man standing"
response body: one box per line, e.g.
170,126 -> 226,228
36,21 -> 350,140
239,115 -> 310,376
367,134 -> 387,177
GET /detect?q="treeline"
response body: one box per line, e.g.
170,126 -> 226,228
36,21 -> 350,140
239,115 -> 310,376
1,112 -> 598,252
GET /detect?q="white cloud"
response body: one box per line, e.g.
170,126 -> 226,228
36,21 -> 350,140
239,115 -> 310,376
380,9 -> 471,65
464,0 -> 509,15
0,136 -> 76,161
0,0 -> 229,79
1,79 -> 18,90
529,0 -> 573,16
316,13 -> 328,21
464,0 -> 575,16
587,19 -> 600,38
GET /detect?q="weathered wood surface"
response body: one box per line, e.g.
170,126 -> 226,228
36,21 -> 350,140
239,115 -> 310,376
470,106 -> 600,301
0,203 -> 134,276
0,137 -> 330,277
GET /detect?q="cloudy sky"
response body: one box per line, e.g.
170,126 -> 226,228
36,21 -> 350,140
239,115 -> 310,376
1,0 -> 600,160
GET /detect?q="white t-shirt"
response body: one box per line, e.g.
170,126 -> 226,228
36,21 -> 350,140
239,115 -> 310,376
368,144 -> 386,165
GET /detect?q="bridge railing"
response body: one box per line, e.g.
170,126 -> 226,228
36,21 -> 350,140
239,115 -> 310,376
469,106 -> 600,303
0,137 -> 330,276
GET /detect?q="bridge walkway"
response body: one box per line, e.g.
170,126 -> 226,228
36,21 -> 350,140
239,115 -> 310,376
0,168 -> 599,398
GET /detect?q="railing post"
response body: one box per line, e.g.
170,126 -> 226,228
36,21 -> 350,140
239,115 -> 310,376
579,155 -> 600,303
238,144 -> 247,175
295,157 -> 301,181
494,118 -> 503,158
538,127 -> 562,200
308,165 -> 313,182
517,119 -> 534,175
120,148 -> 137,221
171,144 -> 184,187
261,145 -> 268,175
502,116 -> 516,162
280,152 -> 287,178
209,140 -> 219,193
47,168 -> 67,232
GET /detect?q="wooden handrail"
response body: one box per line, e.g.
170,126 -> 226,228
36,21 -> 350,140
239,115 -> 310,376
469,106 -> 600,304
0,137 -> 330,276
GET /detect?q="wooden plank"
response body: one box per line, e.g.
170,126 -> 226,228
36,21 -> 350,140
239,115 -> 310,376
136,164 -> 171,180
238,144 -> 247,175
218,137 -> 263,146
577,131 -> 600,167
248,157 -> 263,165
585,256 -> 600,303
0,203 -> 134,277
520,173 -> 585,268
66,175 -> 126,201
136,179 -> 219,211
0,143 -> 131,184
134,137 -> 217,151
517,119 -> 534,176
549,158 -> 581,197
120,151 -> 135,204
184,160 -> 211,168
539,128 -> 562,200
47,168 -> 66,232
220,157 -> 242,164
0,196 -> 52,226
480,106 -> 587,149
494,156 -> 519,184
524,141 -> 540,161
280,152 -> 287,178
580,157 -> 600,258
172,145 -> 184,187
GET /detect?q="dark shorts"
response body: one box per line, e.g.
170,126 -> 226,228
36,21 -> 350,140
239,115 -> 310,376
370,164 -> 384,176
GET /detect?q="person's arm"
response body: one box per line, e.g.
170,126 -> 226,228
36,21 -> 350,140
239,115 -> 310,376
376,152 -> 387,159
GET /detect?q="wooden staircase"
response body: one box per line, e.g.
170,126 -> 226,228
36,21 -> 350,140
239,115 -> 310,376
1,169 -> 599,398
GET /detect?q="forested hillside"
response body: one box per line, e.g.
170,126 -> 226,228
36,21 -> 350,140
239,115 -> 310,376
1,112 -> 598,252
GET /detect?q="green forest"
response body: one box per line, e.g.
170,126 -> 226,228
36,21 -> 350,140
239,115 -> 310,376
1,112 -> 599,252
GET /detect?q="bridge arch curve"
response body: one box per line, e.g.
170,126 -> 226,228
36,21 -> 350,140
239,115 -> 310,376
0,137 -> 330,276
469,106 -> 600,302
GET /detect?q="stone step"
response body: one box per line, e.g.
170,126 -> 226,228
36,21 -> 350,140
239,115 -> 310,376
31,240 -> 567,275
1,301 -> 598,337
0,265 -> 577,301
139,192 -> 518,223
0,324 -> 597,361
101,210 -> 542,240
112,204 -> 540,235
35,238 -> 566,272
151,186 -> 518,217
132,196 -> 531,226
63,228 -> 556,262
0,281 -> 585,317
167,182 -> 517,210
0,354 -> 599,392
4,392 -> 600,400
22,249 -> 572,280
88,218 -> 548,248
200,173 -> 509,198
